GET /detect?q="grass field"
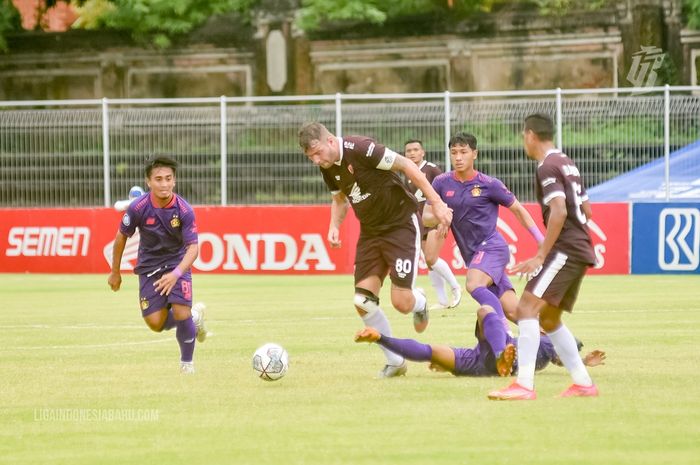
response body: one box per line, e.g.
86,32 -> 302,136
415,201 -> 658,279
2,273 -> 699,465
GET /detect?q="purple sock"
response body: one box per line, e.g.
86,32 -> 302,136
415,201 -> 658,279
377,335 -> 432,362
471,286 -> 506,320
161,309 -> 176,331
175,318 -> 196,362
481,312 -> 506,356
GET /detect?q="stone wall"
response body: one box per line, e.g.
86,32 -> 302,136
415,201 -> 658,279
0,0 -> 697,101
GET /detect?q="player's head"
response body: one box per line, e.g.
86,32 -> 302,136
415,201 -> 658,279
448,132 -> 478,173
298,122 -> 339,169
523,113 -> 554,158
404,139 -> 425,165
144,156 -> 178,200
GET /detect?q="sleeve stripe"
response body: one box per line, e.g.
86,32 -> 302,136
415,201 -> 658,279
543,191 -> 566,205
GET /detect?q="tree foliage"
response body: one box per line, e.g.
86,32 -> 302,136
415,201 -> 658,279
685,0 -> 700,29
0,0 -> 21,51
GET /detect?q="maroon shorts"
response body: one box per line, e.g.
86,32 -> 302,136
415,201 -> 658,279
524,250 -> 590,312
354,214 -> 421,289
138,267 -> 193,316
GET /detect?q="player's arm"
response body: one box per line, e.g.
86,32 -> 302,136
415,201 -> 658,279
107,231 -> 128,291
582,199 -> 593,221
391,155 -> 452,226
512,196 -> 566,275
328,191 -> 349,248
508,199 -> 544,245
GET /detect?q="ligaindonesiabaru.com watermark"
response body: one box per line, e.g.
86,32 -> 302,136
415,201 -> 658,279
627,45 -> 666,90
33,408 -> 159,422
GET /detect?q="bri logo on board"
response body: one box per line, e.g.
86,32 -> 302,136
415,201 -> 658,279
658,208 -> 700,271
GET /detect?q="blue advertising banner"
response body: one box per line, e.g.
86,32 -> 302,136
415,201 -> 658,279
632,203 -> 700,274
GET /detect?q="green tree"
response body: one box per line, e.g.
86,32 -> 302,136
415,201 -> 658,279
685,0 -> 700,29
75,0 -> 257,47
0,0 -> 21,51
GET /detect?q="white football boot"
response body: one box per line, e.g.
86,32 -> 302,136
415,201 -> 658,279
191,302 -> 210,343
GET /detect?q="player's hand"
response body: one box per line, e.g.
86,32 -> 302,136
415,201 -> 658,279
511,255 -> 544,279
327,226 -> 342,248
108,272 -> 122,292
583,350 -> 606,367
153,272 -> 178,296
432,201 -> 453,227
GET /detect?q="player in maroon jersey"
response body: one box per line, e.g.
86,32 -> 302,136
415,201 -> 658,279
108,156 -> 208,374
489,113 -> 599,400
403,139 -> 462,310
298,122 -> 453,378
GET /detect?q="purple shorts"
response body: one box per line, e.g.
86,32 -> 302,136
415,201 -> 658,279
453,334 -> 516,377
468,242 -> 513,297
138,267 -> 193,317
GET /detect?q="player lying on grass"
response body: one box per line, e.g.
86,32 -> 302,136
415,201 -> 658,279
354,304 -> 605,377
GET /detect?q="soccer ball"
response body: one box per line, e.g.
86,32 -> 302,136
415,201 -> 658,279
252,343 -> 288,381
128,185 -> 145,200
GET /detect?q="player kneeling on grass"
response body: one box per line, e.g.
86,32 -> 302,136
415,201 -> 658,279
107,155 -> 209,374
355,305 -> 605,378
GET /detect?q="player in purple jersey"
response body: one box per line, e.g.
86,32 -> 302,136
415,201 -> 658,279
354,305 -> 605,378
490,113 -> 599,400
107,156 -> 209,374
424,133 -> 544,331
404,139 -> 462,310
299,122 -> 453,378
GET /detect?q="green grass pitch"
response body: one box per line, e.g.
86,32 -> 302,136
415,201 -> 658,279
2,274 -> 699,465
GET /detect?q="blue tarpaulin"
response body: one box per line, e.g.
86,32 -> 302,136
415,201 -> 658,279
588,140 -> 700,202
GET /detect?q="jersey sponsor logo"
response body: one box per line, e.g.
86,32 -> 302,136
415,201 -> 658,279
446,190 -> 455,197
5,226 -> 91,257
348,182 -> 371,204
122,214 -> 130,226
343,141 -> 355,150
365,142 -> 375,157
170,217 -> 181,228
658,208 -> 700,271
471,186 -> 481,197
146,217 -> 156,225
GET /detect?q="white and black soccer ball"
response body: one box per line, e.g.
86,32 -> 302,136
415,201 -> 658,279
252,343 -> 288,381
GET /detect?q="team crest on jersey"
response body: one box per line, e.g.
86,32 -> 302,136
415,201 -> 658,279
170,216 -> 181,228
471,186 -> 481,197
122,213 -> 130,226
347,164 -> 354,175
140,298 -> 149,311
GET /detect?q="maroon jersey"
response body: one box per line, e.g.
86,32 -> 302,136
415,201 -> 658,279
321,136 -> 417,235
535,150 -> 595,265
405,160 -> 442,208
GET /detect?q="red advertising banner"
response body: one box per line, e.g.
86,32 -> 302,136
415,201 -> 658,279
0,203 -> 629,274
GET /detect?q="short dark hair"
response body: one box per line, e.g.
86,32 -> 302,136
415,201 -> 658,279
404,139 -> 423,148
524,113 -> 554,141
145,155 -> 178,178
449,132 -> 477,150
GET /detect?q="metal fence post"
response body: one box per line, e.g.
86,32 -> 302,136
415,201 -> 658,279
556,87 -> 563,149
664,84 -> 670,201
102,97 -> 111,207
220,96 -> 228,206
444,90 -> 451,171
335,93 -> 342,137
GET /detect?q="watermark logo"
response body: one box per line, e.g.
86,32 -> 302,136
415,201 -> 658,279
34,408 -> 160,422
658,208 -> 700,271
627,46 -> 665,90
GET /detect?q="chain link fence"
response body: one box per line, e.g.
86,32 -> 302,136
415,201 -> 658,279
1,88 -> 698,207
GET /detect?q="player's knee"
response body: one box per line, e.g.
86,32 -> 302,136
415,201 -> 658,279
539,312 -> 561,333
354,288 -> 380,317
424,253 -> 438,268
476,305 -> 494,322
144,318 -> 164,332
390,292 -> 413,314
466,281 -> 481,294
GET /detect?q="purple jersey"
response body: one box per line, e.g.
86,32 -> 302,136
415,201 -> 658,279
405,160 -> 442,208
536,150 -> 595,264
321,136 -> 417,235
431,171 -> 515,263
119,193 -> 198,275
452,334 -> 557,376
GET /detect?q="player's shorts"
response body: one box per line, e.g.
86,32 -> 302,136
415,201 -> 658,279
138,267 -> 193,317
468,241 -> 514,297
524,250 -> 590,312
354,214 -> 420,289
